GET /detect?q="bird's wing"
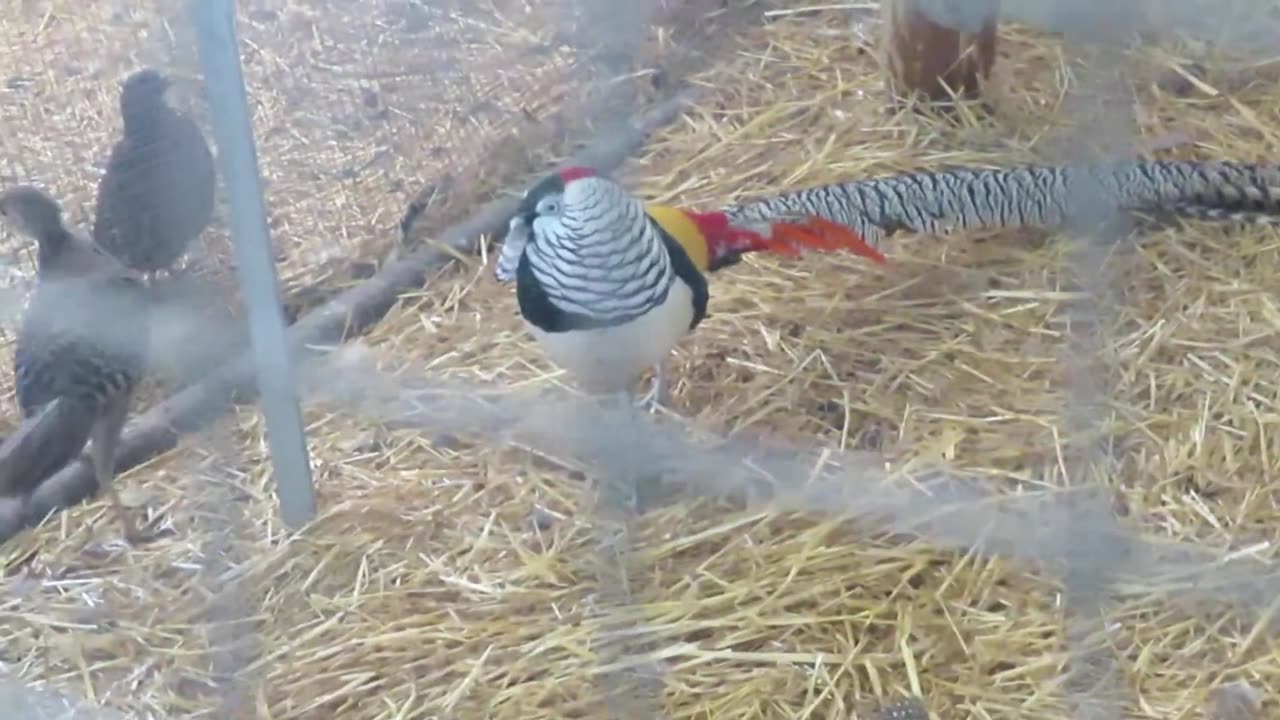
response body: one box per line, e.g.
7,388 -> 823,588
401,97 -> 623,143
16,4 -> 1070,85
91,140 -> 131,239
31,228 -> 150,379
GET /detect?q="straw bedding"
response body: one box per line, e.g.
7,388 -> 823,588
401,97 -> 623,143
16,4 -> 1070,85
1,1 -> 1279,718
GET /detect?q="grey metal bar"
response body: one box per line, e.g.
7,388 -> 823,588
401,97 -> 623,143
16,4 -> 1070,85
186,0 -> 316,527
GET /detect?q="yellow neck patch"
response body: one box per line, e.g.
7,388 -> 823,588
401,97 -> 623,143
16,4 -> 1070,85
645,204 -> 710,272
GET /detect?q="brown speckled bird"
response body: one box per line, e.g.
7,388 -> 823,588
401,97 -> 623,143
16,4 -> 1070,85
93,67 -> 216,279
0,185 -> 150,541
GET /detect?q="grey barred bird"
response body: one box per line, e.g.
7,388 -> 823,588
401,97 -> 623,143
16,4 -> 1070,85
0,186 -> 150,541
723,160 -> 1280,249
497,167 -> 885,408
94,68 -> 216,278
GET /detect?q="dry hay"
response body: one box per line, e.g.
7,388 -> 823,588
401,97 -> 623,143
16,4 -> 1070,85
2,3 -> 1280,720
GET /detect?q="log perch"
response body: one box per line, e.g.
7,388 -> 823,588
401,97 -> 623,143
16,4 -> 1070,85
4,88 -> 701,545
882,0 -> 1000,102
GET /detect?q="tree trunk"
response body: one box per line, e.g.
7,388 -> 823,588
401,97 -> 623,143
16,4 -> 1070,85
882,0 -> 1000,103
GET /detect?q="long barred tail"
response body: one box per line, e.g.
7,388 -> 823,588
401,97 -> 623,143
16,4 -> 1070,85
724,161 -> 1280,247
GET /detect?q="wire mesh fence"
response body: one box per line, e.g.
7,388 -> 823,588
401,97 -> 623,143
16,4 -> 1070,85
1,0 -> 1280,718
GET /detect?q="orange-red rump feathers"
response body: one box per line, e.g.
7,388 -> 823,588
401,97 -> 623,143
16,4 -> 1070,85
767,216 -> 887,264
682,210 -> 887,271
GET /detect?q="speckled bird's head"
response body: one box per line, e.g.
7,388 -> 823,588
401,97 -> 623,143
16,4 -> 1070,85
514,166 -> 602,227
120,68 -> 172,109
0,185 -> 64,240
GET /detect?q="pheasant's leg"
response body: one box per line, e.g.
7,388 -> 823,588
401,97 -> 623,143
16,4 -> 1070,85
90,395 -> 139,543
634,364 -> 668,414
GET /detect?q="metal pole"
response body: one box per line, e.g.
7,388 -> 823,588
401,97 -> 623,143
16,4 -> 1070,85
187,0 -> 317,527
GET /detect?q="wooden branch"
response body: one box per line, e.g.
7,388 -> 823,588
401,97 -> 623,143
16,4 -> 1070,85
883,0 -> 1001,103
6,88 -> 700,543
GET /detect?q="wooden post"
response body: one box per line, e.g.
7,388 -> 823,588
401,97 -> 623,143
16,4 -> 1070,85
883,0 -> 1000,103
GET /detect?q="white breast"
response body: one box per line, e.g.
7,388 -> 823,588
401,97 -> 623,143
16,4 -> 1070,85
529,276 -> 696,395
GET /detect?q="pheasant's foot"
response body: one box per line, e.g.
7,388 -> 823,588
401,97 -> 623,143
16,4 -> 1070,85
634,366 -> 670,414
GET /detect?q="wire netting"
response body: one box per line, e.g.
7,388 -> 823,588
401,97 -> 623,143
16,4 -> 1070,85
2,1 -> 1280,718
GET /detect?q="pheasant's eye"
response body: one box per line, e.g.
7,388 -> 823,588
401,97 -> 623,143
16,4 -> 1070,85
537,197 -> 561,216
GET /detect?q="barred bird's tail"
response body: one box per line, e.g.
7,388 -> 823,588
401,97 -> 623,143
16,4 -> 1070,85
724,161 -> 1280,247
